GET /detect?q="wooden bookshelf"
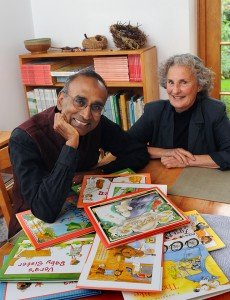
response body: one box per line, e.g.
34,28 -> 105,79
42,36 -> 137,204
19,47 -> 159,117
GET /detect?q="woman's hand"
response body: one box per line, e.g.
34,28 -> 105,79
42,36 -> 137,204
54,112 -> 79,149
161,156 -> 188,168
163,148 -> 195,165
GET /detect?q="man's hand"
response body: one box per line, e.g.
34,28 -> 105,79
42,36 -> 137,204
54,113 -> 79,148
164,148 -> 195,165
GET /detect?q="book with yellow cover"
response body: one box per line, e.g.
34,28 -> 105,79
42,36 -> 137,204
123,234 -> 230,300
184,210 -> 225,251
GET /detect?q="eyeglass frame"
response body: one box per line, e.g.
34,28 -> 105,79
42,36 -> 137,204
63,91 -> 106,116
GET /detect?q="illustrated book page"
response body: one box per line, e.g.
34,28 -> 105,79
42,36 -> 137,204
0,236 -> 94,282
123,234 -> 230,300
77,233 -> 163,292
16,196 -> 94,250
77,173 -> 151,208
184,210 -> 225,251
107,183 -> 167,198
84,187 -> 190,248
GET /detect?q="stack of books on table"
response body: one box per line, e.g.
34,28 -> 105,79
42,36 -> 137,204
1,171 -> 230,299
94,56 -> 130,81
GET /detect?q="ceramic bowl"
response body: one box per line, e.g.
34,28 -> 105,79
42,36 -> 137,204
24,38 -> 51,54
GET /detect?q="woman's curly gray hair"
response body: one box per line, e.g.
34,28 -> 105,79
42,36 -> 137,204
158,53 -> 214,95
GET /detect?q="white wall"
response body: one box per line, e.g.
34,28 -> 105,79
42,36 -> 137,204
0,0 -> 34,130
0,0 -> 197,130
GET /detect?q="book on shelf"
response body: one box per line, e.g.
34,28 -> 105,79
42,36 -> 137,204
0,235 -> 95,282
50,64 -> 93,77
16,196 -> 94,250
20,59 -> 70,85
107,182 -> 167,198
119,93 -> 129,131
184,210 -> 225,251
84,187 -> 190,248
77,233 -> 164,292
122,233 -> 230,300
77,173 -> 151,208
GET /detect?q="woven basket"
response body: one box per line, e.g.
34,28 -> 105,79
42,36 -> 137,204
82,35 -> 108,50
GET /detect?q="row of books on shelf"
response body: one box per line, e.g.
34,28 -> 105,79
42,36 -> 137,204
0,170 -> 229,299
26,88 -> 60,116
20,55 -> 142,86
103,92 -> 144,130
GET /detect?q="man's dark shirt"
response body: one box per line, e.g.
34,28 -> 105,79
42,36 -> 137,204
9,107 -> 149,237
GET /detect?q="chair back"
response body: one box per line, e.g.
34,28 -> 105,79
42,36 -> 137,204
0,146 -> 13,227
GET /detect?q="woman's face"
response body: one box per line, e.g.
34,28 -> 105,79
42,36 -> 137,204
166,65 -> 201,112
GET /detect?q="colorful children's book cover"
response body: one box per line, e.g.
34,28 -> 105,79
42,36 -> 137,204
77,173 -> 151,208
107,183 -> 167,198
77,233 -> 163,292
4,281 -> 101,300
0,236 -> 94,282
0,282 -> 100,300
122,234 -> 230,300
84,187 -> 190,248
16,196 -> 94,250
184,210 -> 225,251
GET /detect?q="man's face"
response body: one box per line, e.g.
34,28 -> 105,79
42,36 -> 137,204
57,76 -> 107,136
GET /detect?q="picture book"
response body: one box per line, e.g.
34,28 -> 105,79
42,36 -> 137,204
84,188 -> 190,248
77,173 -> 151,208
16,196 -> 94,249
77,233 -> 164,292
71,168 -> 135,195
4,281 -> 101,300
107,182 -> 167,198
0,235 -> 94,282
122,234 -> 230,300
184,210 -> 225,251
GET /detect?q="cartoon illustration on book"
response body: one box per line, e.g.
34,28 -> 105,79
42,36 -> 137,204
91,189 -> 184,243
16,197 -> 93,249
78,174 -> 151,207
77,234 -> 163,292
122,234 -> 229,300
0,236 -> 94,282
184,210 -> 225,251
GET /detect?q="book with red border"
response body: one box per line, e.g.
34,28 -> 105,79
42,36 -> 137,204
16,197 -> 94,250
84,187 -> 190,249
77,173 -> 151,208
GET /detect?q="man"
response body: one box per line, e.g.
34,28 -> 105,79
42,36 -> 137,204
9,70 -> 149,237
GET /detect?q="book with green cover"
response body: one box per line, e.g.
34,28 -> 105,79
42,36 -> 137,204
0,236 -> 95,282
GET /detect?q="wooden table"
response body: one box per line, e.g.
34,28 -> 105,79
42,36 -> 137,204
0,131 -> 11,149
0,160 -> 229,300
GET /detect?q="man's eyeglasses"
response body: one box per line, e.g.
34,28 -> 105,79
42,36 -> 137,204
65,92 -> 105,116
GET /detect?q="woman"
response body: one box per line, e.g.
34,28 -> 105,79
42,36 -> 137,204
128,53 -> 230,170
